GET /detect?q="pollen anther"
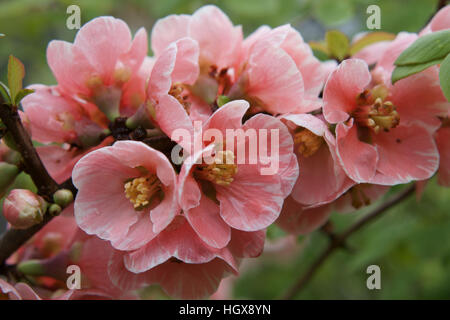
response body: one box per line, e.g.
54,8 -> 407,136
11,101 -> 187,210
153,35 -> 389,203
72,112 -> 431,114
124,175 -> 161,210
196,150 -> 238,186
293,129 -> 324,157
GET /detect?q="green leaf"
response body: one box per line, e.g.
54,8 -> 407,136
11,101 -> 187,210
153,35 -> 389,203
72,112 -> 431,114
349,32 -> 396,56
312,48 -> 330,61
0,81 -> 11,104
392,57 -> 444,84
7,55 -> 25,105
439,53 -> 450,102
395,30 -> 450,66
14,88 -> 34,105
325,30 -> 349,61
217,95 -> 230,107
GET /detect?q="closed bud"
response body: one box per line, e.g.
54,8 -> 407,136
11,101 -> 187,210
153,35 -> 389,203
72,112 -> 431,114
48,203 -> 62,216
53,189 -> 74,208
3,189 -> 47,229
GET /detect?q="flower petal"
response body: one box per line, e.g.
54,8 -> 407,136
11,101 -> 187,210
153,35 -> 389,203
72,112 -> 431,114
323,59 -> 371,123
335,120 -> 378,183
74,17 -> 132,85
370,125 -> 439,185
185,195 -> 231,249
277,196 -> 332,235
151,14 -> 191,56
189,5 -> 242,68
245,41 -> 305,114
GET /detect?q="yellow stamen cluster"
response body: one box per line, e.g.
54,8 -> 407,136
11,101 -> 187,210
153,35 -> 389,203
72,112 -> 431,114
169,84 -> 190,113
355,87 -> 400,134
293,129 -> 324,157
124,176 -> 161,210
196,150 -> 238,186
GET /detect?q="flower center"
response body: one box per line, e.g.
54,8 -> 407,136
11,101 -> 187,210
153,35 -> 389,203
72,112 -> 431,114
124,175 -> 161,210
354,88 -> 400,134
293,128 -> 324,157
169,84 -> 191,113
196,150 -> 238,186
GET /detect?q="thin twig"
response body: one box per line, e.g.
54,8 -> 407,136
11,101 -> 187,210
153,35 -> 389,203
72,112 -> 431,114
0,103 -> 59,199
0,100 -> 62,267
437,0 -> 449,11
282,184 -> 416,300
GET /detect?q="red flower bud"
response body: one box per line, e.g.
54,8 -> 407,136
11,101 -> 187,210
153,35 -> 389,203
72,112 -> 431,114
3,189 -> 47,229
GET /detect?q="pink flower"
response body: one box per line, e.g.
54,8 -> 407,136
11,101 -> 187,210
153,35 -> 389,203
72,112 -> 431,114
142,37 -> 200,150
72,141 -> 178,251
47,17 -> 148,119
151,5 -> 332,116
280,114 -> 354,207
22,85 -> 106,145
22,85 -> 111,183
235,24 -> 335,114
151,5 -> 242,71
3,189 -> 47,230
147,5 -> 242,128
178,100 -> 298,238
323,57 -> 445,185
108,214 -> 265,299
0,279 -> 40,300
71,138 -> 267,299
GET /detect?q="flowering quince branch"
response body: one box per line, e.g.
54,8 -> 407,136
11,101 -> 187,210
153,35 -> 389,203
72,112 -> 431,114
282,184 -> 415,300
0,4 -> 448,300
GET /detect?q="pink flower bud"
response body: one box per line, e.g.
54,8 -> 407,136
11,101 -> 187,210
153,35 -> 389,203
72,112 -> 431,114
3,189 -> 47,229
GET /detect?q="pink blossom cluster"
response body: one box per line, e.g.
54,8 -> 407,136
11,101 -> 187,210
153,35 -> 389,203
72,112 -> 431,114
1,5 -> 449,300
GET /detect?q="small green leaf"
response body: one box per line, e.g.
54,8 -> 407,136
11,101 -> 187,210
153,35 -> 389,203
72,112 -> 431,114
312,48 -> 330,61
7,55 -> 26,105
392,58 -> 444,84
325,30 -> 349,61
14,88 -> 34,105
0,81 -> 11,104
395,30 -> 450,66
309,41 -> 329,54
439,53 -> 450,102
217,95 -> 230,107
349,32 -> 396,56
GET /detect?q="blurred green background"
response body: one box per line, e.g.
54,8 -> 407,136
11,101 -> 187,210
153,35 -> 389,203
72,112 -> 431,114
0,0 -> 449,299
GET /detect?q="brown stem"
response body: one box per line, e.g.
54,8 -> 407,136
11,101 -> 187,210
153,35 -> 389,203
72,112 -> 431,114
437,0 -> 449,11
0,101 -> 62,267
0,214 -> 55,266
282,184 -> 416,300
0,103 -> 59,199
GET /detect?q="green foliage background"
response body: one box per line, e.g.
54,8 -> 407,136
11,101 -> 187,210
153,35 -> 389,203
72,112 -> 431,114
0,0 -> 449,299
